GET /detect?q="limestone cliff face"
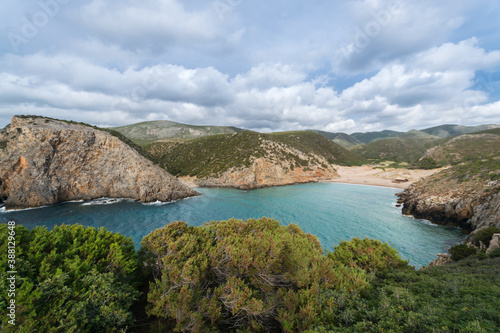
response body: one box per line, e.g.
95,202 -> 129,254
195,156 -> 338,189
0,116 -> 198,210
397,176 -> 500,233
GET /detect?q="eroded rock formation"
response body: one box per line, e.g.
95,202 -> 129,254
397,177 -> 500,233
0,116 -> 198,210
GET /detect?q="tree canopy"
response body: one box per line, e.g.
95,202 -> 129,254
141,218 -> 370,332
0,224 -> 140,332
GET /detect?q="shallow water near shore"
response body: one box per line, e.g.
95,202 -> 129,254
1,183 -> 466,268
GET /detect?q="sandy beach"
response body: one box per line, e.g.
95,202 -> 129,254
179,166 -> 443,190
325,165 -> 444,189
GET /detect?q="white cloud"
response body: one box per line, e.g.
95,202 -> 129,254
335,0 -> 468,73
1,1 -> 500,133
1,37 -> 500,133
76,0 -> 238,51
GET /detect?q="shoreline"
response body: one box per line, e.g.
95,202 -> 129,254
323,165 -> 445,190
179,166 -> 444,190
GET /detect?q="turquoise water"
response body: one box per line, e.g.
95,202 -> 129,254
0,183 -> 466,268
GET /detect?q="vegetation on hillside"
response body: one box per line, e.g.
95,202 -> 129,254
350,137 -> 444,166
1,219 -> 499,332
112,120 -> 246,146
422,133 -> 500,167
421,124 -> 500,138
350,129 -> 500,170
147,131 -> 365,178
350,130 -> 404,144
307,130 -> 363,148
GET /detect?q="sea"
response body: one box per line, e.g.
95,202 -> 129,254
0,182 -> 467,268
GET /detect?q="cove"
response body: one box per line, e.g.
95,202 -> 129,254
0,183 -> 466,268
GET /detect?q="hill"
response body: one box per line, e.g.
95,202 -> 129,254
422,132 -> 500,166
111,120 -> 246,145
350,129 -> 404,144
400,129 -> 437,139
350,137 -> 444,166
147,131 -> 365,189
308,130 -> 363,148
348,124 -> 500,144
0,116 -> 198,209
421,124 -> 500,138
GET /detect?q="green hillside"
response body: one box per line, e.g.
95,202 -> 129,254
421,124 -> 500,138
473,128 -> 500,135
112,120 -> 246,146
350,137 -> 443,166
350,130 -> 404,144
400,129 -> 437,139
308,130 -> 363,148
147,131 -> 365,178
423,133 -> 500,166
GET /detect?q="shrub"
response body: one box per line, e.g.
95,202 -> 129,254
328,237 -> 410,273
416,157 -> 439,169
0,224 -> 140,332
472,226 -> 500,247
449,244 -> 477,261
141,218 -> 368,332
489,247 -> 500,258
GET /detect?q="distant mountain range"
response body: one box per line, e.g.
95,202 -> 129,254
112,120 -> 500,149
348,124 -> 500,145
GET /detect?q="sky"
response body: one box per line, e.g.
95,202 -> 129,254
1,0 -> 500,133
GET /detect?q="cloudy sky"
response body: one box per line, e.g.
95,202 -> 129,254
1,0 -> 499,133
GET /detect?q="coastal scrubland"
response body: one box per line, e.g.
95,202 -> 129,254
2,220 -> 499,332
147,131 -> 365,179
350,128 -> 500,169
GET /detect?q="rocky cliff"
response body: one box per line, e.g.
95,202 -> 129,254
0,116 -> 198,210
397,166 -> 500,234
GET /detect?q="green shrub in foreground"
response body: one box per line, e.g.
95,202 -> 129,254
328,237 -> 410,273
0,224 -> 140,332
309,256 -> 500,333
141,218 -> 370,332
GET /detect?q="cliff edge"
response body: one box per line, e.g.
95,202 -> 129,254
397,160 -> 500,234
0,116 -> 199,210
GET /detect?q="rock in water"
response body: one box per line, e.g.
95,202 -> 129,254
0,116 -> 199,210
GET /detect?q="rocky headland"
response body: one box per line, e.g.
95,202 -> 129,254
0,116 -> 198,210
397,166 -> 500,235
